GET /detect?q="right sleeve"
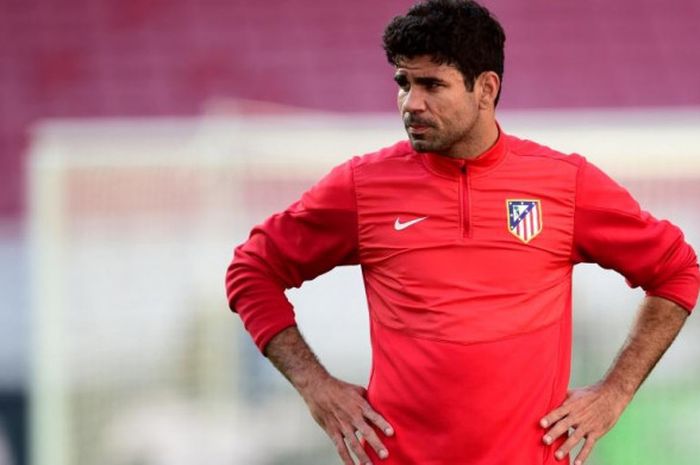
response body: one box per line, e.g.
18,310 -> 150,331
572,158 -> 699,312
225,159 -> 360,352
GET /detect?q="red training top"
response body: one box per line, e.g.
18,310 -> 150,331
226,130 -> 699,465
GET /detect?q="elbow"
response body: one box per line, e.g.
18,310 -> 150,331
644,263 -> 700,314
224,245 -> 289,313
224,245 -> 261,313
225,257 -> 242,313
225,250 -> 265,313
224,249 -> 297,353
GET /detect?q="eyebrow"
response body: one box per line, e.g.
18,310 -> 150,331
415,76 -> 445,86
393,73 -> 446,87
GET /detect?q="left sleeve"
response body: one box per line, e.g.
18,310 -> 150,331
571,158 -> 699,312
225,159 -> 360,352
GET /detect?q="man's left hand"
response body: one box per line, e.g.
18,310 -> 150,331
539,382 -> 632,465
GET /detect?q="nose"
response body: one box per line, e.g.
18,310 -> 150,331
400,87 -> 426,114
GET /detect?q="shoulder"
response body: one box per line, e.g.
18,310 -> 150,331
350,140 -> 415,171
505,133 -> 585,170
503,133 -> 635,209
302,140 -> 414,209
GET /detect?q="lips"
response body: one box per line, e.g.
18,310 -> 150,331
405,116 -> 434,133
408,124 -> 430,135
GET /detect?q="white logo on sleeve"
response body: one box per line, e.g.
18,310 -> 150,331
394,216 -> 428,231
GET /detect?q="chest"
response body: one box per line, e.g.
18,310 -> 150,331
356,167 -> 575,285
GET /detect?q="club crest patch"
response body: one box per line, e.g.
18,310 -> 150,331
506,199 -> 543,243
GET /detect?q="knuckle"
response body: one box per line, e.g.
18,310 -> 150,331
560,441 -> 574,452
365,432 -> 383,448
363,408 -> 378,421
365,409 -> 389,427
552,423 -> 570,436
356,425 -> 374,439
354,421 -> 368,431
352,445 -> 366,457
346,435 -> 361,450
561,434 -> 575,446
373,416 -> 389,429
559,417 -> 572,429
332,436 -> 345,449
352,408 -> 367,423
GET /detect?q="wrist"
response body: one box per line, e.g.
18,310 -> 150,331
600,376 -> 636,404
294,365 -> 333,397
265,326 -> 333,397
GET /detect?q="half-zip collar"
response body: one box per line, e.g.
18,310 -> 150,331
420,124 -> 508,179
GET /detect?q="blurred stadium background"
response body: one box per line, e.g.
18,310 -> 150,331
1,1 -> 699,464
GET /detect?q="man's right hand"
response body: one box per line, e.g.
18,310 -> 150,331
264,327 -> 394,465
300,375 -> 394,465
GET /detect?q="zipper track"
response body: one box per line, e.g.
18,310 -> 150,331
459,164 -> 470,238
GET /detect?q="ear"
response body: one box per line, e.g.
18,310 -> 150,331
476,71 -> 500,109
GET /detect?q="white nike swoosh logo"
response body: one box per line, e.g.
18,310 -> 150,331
394,216 -> 428,231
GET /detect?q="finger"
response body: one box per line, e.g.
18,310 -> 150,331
355,423 -> 389,460
572,435 -> 597,465
331,432 -> 355,465
543,417 -> 572,444
362,404 -> 394,436
554,428 -> 585,460
342,426 -> 372,465
540,405 -> 570,429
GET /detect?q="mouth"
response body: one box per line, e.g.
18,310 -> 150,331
408,124 -> 430,135
405,119 -> 435,136
404,115 -> 435,136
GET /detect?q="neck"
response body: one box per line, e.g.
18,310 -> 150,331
442,118 -> 499,160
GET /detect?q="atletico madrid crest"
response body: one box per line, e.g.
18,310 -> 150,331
507,199 -> 543,243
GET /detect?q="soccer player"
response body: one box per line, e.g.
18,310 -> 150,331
225,1 -> 699,464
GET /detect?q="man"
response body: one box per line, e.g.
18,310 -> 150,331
226,1 -> 699,464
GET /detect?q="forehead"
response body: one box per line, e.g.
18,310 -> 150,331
394,55 -> 463,81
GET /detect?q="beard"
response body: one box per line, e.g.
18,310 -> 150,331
404,114 -> 440,152
409,131 -> 449,153
403,113 -> 477,156
405,122 -> 467,154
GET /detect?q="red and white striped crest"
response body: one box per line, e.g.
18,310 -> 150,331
507,200 -> 543,243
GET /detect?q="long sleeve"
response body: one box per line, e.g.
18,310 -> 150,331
571,159 -> 699,312
225,160 -> 360,352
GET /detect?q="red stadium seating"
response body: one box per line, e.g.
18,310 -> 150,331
1,0 -> 698,217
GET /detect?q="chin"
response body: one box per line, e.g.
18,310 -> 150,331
409,137 -> 432,153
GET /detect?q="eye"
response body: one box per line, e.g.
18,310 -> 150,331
394,75 -> 409,91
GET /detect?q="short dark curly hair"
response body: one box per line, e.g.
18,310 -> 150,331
382,0 -> 506,105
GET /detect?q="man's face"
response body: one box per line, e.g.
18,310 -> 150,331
395,55 -> 480,157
